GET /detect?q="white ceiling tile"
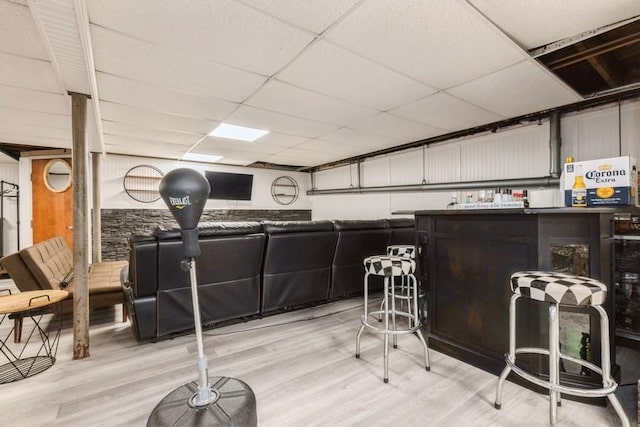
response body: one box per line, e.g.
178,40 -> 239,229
252,132 -> 309,148
348,112 -> 446,142
247,80 -> 378,126
100,102 -> 217,135
102,121 -> 202,146
104,135 -> 191,156
318,127 -> 405,150
0,53 -> 61,93
260,155 -> 315,167
88,0 -> 313,76
0,107 -> 70,129
0,132 -> 69,148
246,0 -> 359,34
97,73 -> 237,121
0,121 -> 70,141
268,148 -> 340,165
0,1 -> 49,59
0,86 -> 69,115
90,25 -> 267,102
448,61 -> 582,117
105,142 -> 188,160
278,40 -> 435,110
325,0 -> 526,89
390,92 -> 504,131
295,139 -> 364,156
470,0 -> 640,49
197,136 -> 287,155
189,144 -> 259,166
225,105 -> 338,138
269,147 -> 344,166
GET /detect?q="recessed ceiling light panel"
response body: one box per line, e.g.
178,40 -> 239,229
209,123 -> 269,142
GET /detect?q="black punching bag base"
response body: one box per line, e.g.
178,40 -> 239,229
147,376 -> 257,427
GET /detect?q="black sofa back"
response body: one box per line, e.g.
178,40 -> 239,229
125,218 -> 415,341
261,220 -> 337,313
330,219 -> 391,299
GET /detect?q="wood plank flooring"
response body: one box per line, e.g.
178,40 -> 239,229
0,278 -> 636,427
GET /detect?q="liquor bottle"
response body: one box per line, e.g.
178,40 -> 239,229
571,164 -> 587,207
447,192 -> 458,208
523,190 -> 529,208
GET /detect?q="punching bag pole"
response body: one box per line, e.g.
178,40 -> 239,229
149,168 -> 257,426
186,256 -> 217,407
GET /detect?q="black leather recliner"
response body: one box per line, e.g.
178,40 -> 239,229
125,222 -> 265,340
330,219 -> 391,299
124,235 -> 159,341
261,220 -> 338,313
154,222 -> 265,337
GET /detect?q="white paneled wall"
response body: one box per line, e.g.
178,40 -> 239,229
311,193 -> 390,220
460,123 -> 550,180
389,147 -> 424,185
0,159 -> 20,254
424,143 -> 461,183
314,164 -> 352,189
361,157 -> 390,187
621,100 -> 640,160
563,106 -> 621,161
311,98 -> 640,220
101,154 -> 312,210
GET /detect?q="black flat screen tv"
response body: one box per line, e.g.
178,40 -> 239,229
205,171 -> 253,201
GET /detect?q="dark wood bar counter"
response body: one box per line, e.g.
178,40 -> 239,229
414,207 -> 620,391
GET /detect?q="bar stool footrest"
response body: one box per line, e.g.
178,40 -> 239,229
505,351 -> 618,398
361,314 -> 422,335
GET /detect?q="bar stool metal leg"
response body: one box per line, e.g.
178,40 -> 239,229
410,274 -> 430,371
391,275 -> 398,349
495,293 -> 518,409
355,272 -> 370,359
595,305 -> 630,427
549,304 -> 559,426
383,275 -> 390,383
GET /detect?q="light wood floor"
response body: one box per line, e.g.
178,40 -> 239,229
0,278 -> 637,427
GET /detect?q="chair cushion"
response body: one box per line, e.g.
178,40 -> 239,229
364,255 -> 415,277
386,245 -> 415,259
510,271 -> 607,306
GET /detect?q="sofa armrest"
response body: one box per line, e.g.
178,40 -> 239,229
0,251 -> 42,291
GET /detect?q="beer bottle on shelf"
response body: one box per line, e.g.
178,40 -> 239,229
571,164 -> 587,207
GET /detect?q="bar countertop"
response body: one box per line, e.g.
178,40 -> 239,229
403,206 -> 640,216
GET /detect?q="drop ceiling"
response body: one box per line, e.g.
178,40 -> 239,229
1,0 -> 639,169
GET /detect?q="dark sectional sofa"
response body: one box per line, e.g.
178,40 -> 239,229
123,218 -> 415,342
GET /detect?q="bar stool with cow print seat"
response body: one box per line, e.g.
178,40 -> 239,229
495,271 -> 630,427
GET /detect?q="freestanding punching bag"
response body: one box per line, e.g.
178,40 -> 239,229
147,168 -> 257,427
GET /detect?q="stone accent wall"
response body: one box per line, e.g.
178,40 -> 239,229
101,208 -> 311,261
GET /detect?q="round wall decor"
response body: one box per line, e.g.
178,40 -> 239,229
123,165 -> 164,203
271,176 -> 299,205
